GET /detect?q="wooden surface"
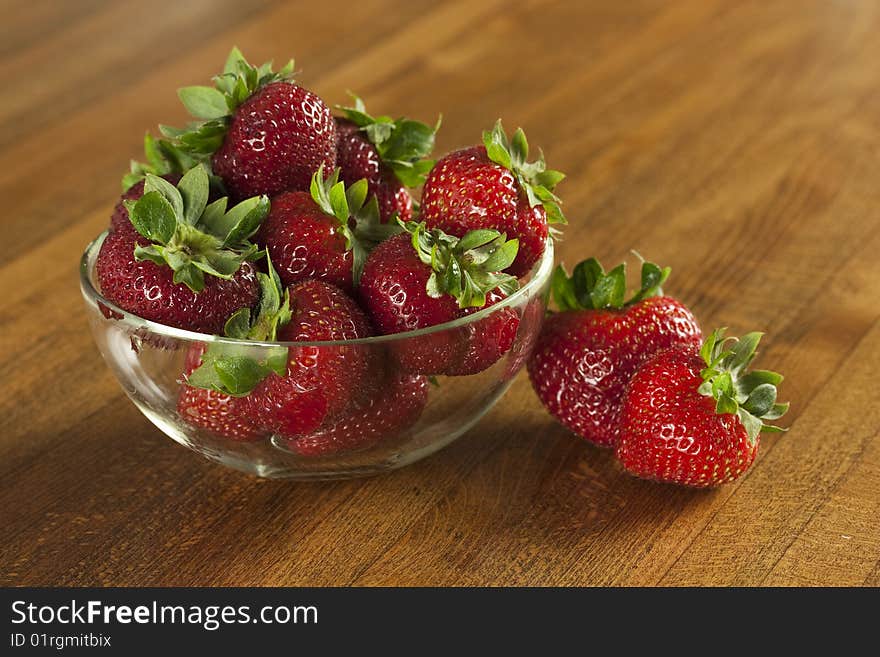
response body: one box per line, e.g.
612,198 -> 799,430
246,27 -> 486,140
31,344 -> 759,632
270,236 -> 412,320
2,0 -> 878,587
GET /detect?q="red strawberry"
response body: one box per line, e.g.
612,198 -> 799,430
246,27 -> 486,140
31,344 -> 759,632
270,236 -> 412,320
166,48 -> 335,201
178,254 -> 293,439
247,280 -> 374,437
257,166 -> 398,293
335,120 -> 412,223
421,121 -> 565,276
528,257 -> 701,448
96,167 -> 268,333
616,329 -> 789,487
359,223 -> 520,376
334,95 -> 439,223
287,365 -> 429,457
177,345 -> 265,442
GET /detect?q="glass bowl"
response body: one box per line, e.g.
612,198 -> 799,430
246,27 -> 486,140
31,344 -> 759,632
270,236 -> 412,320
79,233 -> 553,479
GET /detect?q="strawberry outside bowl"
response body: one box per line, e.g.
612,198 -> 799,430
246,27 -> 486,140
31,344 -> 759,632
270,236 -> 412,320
79,232 -> 553,479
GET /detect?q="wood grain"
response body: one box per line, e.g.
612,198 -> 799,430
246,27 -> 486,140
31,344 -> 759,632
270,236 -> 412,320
1,0 -> 878,586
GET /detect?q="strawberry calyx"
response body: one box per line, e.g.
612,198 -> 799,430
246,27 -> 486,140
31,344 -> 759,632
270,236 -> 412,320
122,132 -> 226,193
160,47 -> 295,160
402,221 -> 520,309
337,94 -> 440,187
482,119 -> 566,226
124,165 -> 269,292
309,165 -> 403,285
184,254 -> 291,397
697,328 -> 790,443
551,256 -> 670,312
122,133 -> 191,191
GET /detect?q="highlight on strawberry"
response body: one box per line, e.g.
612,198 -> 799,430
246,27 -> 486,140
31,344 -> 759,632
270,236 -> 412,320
421,119 -> 565,276
528,256 -> 701,448
616,328 -> 789,487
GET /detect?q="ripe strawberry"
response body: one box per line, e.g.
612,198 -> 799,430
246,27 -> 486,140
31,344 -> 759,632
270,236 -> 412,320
616,329 -> 789,487
247,280 -> 374,437
165,48 -> 335,200
359,222 -> 520,375
287,366 -> 429,457
528,257 -> 701,448
177,345 -> 265,442
178,254 -> 293,441
257,166 -> 399,293
96,166 -> 268,333
335,95 -> 439,223
421,120 -> 565,276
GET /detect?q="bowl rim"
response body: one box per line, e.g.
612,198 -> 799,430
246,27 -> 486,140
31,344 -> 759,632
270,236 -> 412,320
80,231 -> 554,348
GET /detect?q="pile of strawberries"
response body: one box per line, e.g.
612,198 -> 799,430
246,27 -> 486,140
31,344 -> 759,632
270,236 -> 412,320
95,49 -> 564,456
94,48 -> 788,484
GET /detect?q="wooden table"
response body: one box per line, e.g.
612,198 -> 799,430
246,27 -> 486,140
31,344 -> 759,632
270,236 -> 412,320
2,0 -> 878,587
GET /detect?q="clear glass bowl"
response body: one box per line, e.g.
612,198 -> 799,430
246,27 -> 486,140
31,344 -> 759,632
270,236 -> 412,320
80,233 -> 553,479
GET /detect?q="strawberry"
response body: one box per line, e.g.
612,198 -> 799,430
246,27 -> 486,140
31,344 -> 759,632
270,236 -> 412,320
616,329 -> 789,487
164,48 -> 336,201
177,345 -> 265,442
528,257 -> 701,448
257,166 -> 399,293
335,95 -> 439,223
247,280 -> 374,437
421,120 -> 565,276
501,295 -> 546,382
359,222 -> 520,375
178,254 -> 292,440
287,365 -> 429,457
110,179 -> 153,236
96,166 -> 268,333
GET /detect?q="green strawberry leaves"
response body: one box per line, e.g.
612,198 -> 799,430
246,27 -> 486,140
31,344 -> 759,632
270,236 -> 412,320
482,119 -> 566,226
309,165 -> 403,285
178,47 -> 294,121
185,254 -> 292,397
122,130 -> 230,193
160,47 -> 296,164
403,221 -> 520,309
122,132 -> 205,192
697,328 -> 790,443
177,86 -> 229,120
551,256 -> 671,311
124,165 -> 269,292
337,94 -> 440,187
